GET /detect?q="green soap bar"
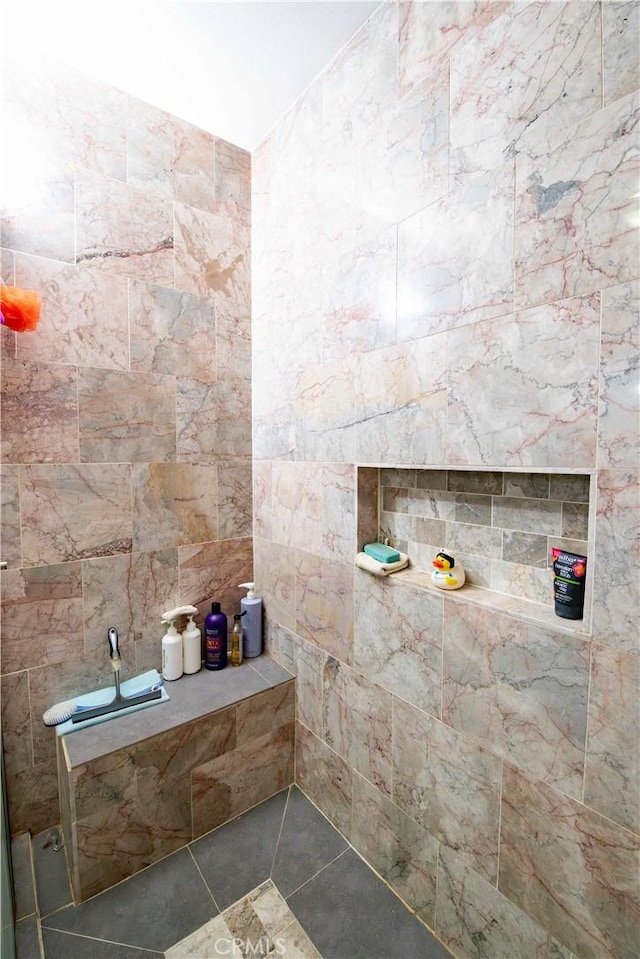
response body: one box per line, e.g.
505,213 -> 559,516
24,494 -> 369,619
364,543 -> 401,564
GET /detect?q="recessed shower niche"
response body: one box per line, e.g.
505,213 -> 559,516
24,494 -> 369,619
357,466 -> 594,637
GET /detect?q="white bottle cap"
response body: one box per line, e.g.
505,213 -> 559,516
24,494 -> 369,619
239,582 -> 255,597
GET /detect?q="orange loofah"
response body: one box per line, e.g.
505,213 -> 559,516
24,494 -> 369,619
0,285 -> 41,333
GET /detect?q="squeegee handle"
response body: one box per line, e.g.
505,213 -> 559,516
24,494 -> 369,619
107,627 -> 122,675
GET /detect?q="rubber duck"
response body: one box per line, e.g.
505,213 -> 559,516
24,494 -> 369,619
431,550 -> 465,590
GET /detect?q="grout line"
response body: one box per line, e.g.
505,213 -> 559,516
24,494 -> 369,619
186,845 -> 221,914
39,925 -> 162,954
268,783 -> 292,876
280,846 -> 349,901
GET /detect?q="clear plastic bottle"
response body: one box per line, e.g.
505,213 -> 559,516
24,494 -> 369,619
230,611 -> 245,667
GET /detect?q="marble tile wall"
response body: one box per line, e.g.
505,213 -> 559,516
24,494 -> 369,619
254,3 -> 639,957
60,683 -> 294,901
0,53 -> 252,835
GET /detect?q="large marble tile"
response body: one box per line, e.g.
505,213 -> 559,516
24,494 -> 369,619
270,462 -> 321,554
603,1 -> 640,106
21,464 -> 133,565
584,643 -> 640,835
295,723 -> 353,840
392,697 -> 501,883
14,254 -> 129,370
173,202 -> 250,313
442,603 -> 589,797
218,463 -> 253,540
291,636 -> 325,738
514,91 -> 640,310
450,1 -> 601,182
354,571 -> 443,718
0,562 -> 83,672
0,671 -> 31,776
6,758 -> 59,836
1,358 -> 78,464
435,845 -> 551,959
82,548 -> 179,658
295,551 -> 354,666
76,169 -> 174,283
591,468 -> 639,652
0,464 -> 22,567
132,463 -> 217,552
356,335 -> 448,465
351,773 -> 438,928
398,0 -> 509,97
235,683 -> 294,746
78,368 -> 176,463
321,463 -> 356,564
177,377 -> 251,464
499,765 -> 640,959
129,282 -> 216,379
599,279 -> 640,468
397,169 -> 514,341
446,295 -> 600,468
215,138 -> 251,222
191,724 -> 294,837
322,658 -> 392,797
294,355 -> 358,463
127,99 -> 216,212
322,229 -> 397,358
71,709 -> 236,822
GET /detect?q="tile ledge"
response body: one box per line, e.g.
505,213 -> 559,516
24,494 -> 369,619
62,657 -> 295,769
390,568 -> 591,639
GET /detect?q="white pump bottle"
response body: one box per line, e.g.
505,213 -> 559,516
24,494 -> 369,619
181,607 -> 201,674
161,605 -> 200,679
161,611 -> 183,681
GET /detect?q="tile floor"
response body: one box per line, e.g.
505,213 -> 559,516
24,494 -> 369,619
12,785 -> 452,959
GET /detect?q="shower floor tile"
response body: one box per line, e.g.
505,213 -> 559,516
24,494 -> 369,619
28,786 -> 451,959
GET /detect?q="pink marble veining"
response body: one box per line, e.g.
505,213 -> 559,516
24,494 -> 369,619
76,169 -> 174,284
14,255 -> 129,370
450,1 -> 601,182
446,294 -> 600,468
1,359 -> 79,464
598,279 -> 640,469
21,464 -> 133,566
514,90 -> 640,310
499,765 -> 640,959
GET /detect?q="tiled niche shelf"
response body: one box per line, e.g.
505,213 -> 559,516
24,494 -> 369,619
357,466 -> 594,638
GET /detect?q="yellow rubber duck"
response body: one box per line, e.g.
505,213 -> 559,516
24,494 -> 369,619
431,551 -> 465,590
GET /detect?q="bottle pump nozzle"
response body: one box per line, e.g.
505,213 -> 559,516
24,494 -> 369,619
239,582 -> 255,597
162,604 -> 197,625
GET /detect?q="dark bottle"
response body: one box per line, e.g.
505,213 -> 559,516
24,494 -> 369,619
204,602 -> 228,670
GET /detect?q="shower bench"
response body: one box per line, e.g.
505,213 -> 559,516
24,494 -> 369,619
57,657 -> 295,903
